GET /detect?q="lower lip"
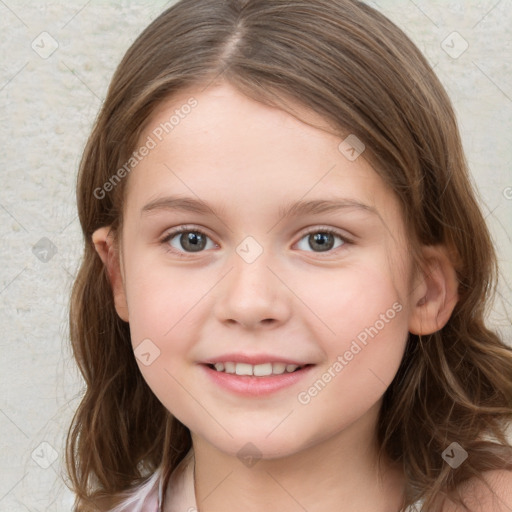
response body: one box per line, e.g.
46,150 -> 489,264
200,364 -> 315,397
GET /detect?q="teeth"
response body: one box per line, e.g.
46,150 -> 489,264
224,362 -> 236,374
235,363 -> 253,376
253,363 -> 272,376
272,363 -> 286,375
210,362 -> 304,376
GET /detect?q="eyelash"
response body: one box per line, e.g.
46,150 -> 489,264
159,225 -> 352,258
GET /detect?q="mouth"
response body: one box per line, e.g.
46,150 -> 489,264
200,361 -> 315,397
204,361 -> 313,376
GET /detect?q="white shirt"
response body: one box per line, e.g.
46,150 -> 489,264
160,449 -> 196,512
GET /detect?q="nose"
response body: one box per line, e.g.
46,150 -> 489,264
213,250 -> 292,330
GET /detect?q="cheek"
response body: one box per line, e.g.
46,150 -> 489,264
123,262 -> 199,419
296,290 -> 407,432
309,260 -> 407,334
123,253 -> 204,344
307,261 -> 409,388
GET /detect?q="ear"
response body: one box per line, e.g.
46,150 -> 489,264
92,226 -> 129,322
408,245 -> 459,335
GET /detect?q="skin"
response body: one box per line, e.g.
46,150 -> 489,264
93,82 -> 461,511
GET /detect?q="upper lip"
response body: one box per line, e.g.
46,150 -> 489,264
201,354 -> 312,366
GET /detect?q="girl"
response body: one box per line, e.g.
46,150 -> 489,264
65,1 -> 512,511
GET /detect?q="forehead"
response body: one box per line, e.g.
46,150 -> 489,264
124,82 -> 402,227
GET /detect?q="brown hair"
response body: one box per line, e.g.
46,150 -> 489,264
66,0 -> 512,510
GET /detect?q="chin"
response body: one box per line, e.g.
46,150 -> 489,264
202,430 -> 310,462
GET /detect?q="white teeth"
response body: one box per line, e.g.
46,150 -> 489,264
272,362 -> 286,374
235,363 -> 253,376
224,362 -> 236,374
210,361 -> 304,376
253,363 -> 273,376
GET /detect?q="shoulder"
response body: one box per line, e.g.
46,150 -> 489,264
441,469 -> 512,512
80,486 -> 160,512
76,496 -> 116,512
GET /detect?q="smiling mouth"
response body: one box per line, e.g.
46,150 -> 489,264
205,362 -> 313,376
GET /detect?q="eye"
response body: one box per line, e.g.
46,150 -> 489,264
296,228 -> 349,253
160,226 -> 350,256
161,226 -> 216,255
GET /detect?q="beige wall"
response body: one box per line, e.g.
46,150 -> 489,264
0,1 -> 510,509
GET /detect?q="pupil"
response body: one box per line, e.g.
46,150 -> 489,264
181,232 -> 205,252
310,232 -> 334,252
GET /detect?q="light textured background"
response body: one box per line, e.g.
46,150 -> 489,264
0,1 -> 510,510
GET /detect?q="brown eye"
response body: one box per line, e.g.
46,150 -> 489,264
162,228 -> 215,254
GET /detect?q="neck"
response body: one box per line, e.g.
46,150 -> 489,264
191,402 -> 405,512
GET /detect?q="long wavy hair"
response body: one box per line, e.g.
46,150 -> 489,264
65,0 -> 512,510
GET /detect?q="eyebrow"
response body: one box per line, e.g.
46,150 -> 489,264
142,196 -> 221,216
140,195 -> 378,219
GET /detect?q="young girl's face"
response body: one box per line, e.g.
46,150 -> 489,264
108,82 -> 422,459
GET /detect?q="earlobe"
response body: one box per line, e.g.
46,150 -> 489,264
92,226 -> 130,322
408,245 -> 459,335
